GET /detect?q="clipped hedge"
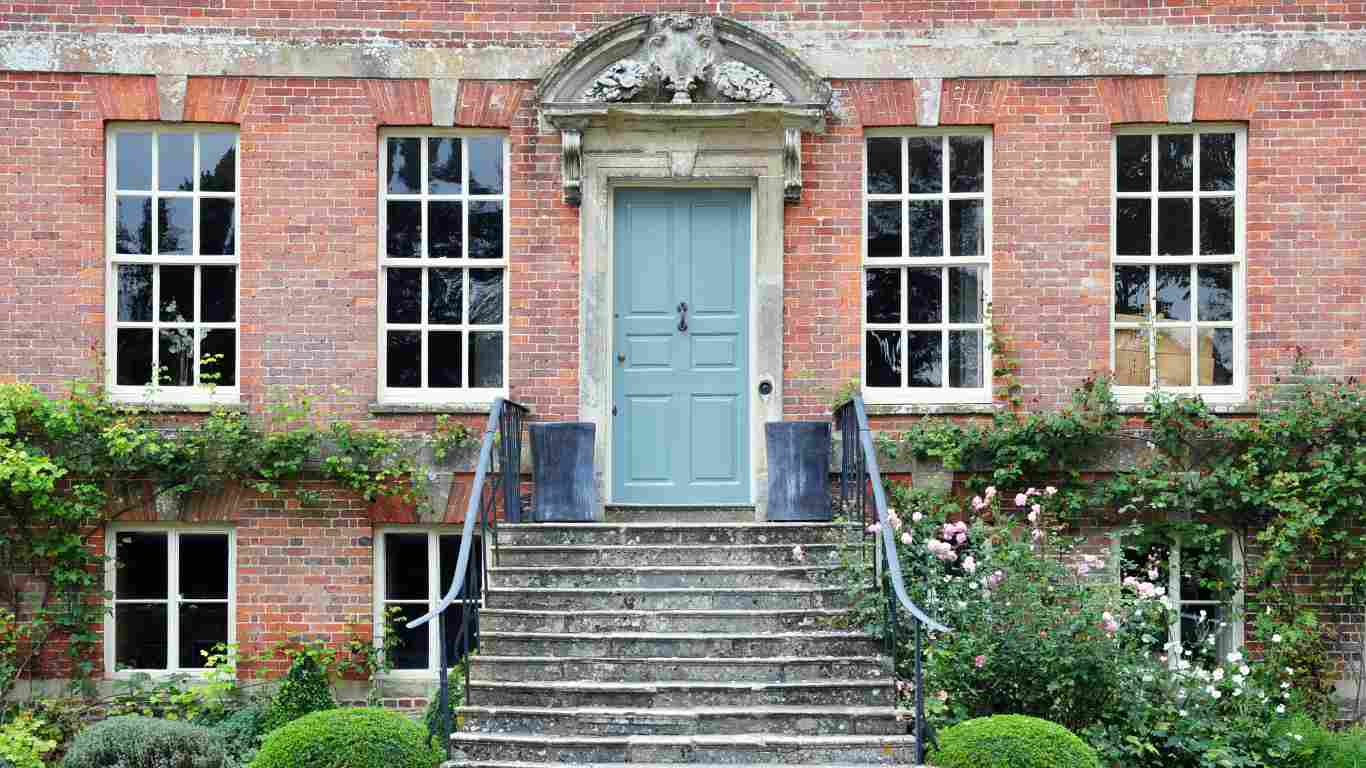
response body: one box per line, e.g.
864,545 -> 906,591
931,715 -> 1100,768
249,708 -> 443,768
63,715 -> 226,768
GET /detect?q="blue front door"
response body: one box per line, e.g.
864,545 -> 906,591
612,188 -> 751,505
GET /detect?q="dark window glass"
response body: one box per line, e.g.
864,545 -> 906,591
115,603 -> 168,670
429,201 -> 464,258
117,132 -> 153,190
429,331 -> 464,388
387,603 -> 430,670
865,268 -> 900,324
159,329 -> 195,386
907,201 -> 942,257
1200,197 -> 1235,255
906,137 -> 942,194
386,331 -> 421,388
386,201 -> 422,258
1200,328 -> 1234,386
160,265 -> 195,322
199,133 -> 237,192
1116,135 -> 1151,192
949,136 -> 984,193
159,133 -> 195,192
1114,265 -> 1149,320
116,533 -> 168,599
469,332 -> 502,388
949,200 -> 984,257
385,534 -> 428,600
440,535 -> 482,658
116,329 -> 154,386
116,197 -> 152,255
1158,134 -> 1194,191
948,267 -> 981,324
429,268 -> 464,324
467,136 -> 504,195
865,137 -> 902,194
949,330 -> 982,388
428,137 -> 463,194
1200,133 -> 1236,192
199,330 -> 236,386
200,199 -> 236,255
865,331 -> 901,387
201,267 -> 236,323
468,201 -> 503,259
179,602 -> 228,669
386,269 -> 422,324
118,265 -> 153,322
179,534 -> 229,599
387,138 -> 421,194
158,199 -> 193,254
1116,198 -> 1151,256
1155,265 -> 1192,321
469,269 -> 503,325
907,331 -> 942,388
1157,198 -> 1193,256
1197,265 -> 1234,322
867,202 -> 902,258
906,268 -> 941,324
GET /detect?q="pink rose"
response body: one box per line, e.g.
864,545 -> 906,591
1014,493 -> 1028,507
1045,486 -> 1058,496
900,531 -> 913,546
962,555 -> 977,575
974,655 -> 986,669
984,486 -> 997,499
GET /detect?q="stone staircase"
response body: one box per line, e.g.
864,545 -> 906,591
447,504 -> 919,767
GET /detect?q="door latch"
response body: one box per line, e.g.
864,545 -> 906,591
676,301 -> 689,333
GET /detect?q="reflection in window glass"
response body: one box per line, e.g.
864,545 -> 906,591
112,530 -> 230,671
381,531 -> 482,671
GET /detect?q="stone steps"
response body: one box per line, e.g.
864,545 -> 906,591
458,705 -> 909,737
466,679 -> 894,708
467,655 -> 889,684
495,543 -> 844,568
488,565 -> 838,590
480,608 -> 850,635
485,587 -> 851,611
497,522 -> 860,548
448,733 -> 921,764
479,631 -> 880,659
604,505 -> 758,524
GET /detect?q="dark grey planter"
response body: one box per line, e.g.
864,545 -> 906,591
766,421 -> 832,521
529,422 -> 597,522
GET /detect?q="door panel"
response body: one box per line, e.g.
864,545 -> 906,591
613,189 -> 750,504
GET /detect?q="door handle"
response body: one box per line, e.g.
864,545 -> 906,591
676,301 -> 689,333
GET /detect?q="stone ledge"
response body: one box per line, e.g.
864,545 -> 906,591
1117,401 -> 1259,416
107,400 -> 249,414
369,401 -> 494,415
863,402 -> 1002,417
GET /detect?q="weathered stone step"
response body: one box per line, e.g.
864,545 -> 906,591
485,587 -> 850,611
496,543 -> 843,568
489,565 -> 838,590
478,631 -> 880,659
458,705 -> 908,737
481,608 -> 849,635
466,679 -> 893,709
467,655 -> 889,684
604,505 -> 756,524
497,522 -> 859,548
448,733 -> 920,764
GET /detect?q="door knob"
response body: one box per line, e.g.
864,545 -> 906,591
617,353 -> 626,363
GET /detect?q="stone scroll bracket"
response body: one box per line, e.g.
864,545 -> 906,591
561,128 -> 584,206
783,128 -> 802,203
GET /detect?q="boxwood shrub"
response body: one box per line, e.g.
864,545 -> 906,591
249,708 -> 443,768
930,714 -> 1100,768
63,715 -> 227,768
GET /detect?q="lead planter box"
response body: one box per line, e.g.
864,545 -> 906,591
529,422 -> 597,522
766,421 -> 832,522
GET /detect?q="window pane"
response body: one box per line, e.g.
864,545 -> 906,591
200,199 -> 236,256
387,138 -> 421,194
117,132 -> 153,191
179,603 -> 228,669
469,201 -> 504,259
1114,328 -> 1150,386
906,137 -> 942,194
1155,265 -> 1191,321
386,331 -> 421,388
157,199 -> 193,254
867,201 -> 902,258
116,197 -> 152,255
116,532 -> 169,598
387,603 -> 431,670
200,330 -> 236,387
907,201 -> 942,257
906,268 -> 941,324
949,200 -> 984,257
199,133 -> 237,192
1200,133 -> 1236,192
1157,198 -> 1193,256
386,268 -> 422,324
201,266 -> 236,322
865,331 -> 901,387
907,331 -> 942,388
429,268 -> 463,324
1199,328 -> 1234,386
469,269 -> 503,325
1116,135 -> 1151,193
181,533 -> 231,600
469,332 -> 503,388
116,329 -> 154,386
1197,265 -> 1234,321
1158,134 -> 1193,191
159,133 -> 195,192
385,534 -> 428,600
1156,328 -> 1193,387
865,137 -> 901,194
118,265 -> 153,322
949,136 -> 984,193
429,201 -> 464,258
160,265 -> 195,322
115,603 -> 168,670
864,268 -> 900,324
429,331 -> 464,388
386,201 -> 422,258
1115,198 -> 1151,256
1114,265 -> 1149,321
1200,197 -> 1235,255
948,267 -> 982,324
467,136 -> 504,195
159,329 -> 195,386
428,137 -> 463,194
949,330 -> 982,388
438,535 -> 481,601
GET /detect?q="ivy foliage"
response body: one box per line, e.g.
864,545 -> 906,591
260,654 -> 335,733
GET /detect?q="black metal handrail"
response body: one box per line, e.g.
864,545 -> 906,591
408,396 -> 528,757
835,396 -> 949,765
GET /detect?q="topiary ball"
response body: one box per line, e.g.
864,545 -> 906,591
249,707 -> 444,768
930,714 -> 1100,768
62,715 -> 227,768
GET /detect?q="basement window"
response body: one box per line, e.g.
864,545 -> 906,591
376,530 -> 482,672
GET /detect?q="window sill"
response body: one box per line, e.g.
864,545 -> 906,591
862,401 -> 1002,416
369,401 -> 495,416
1116,401 -> 1258,416
106,399 -> 248,414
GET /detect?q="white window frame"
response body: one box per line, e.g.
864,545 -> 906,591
373,527 -> 481,677
104,123 -> 242,406
104,524 -> 236,677
862,127 -> 994,405
1110,124 -> 1248,405
377,128 -> 510,407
